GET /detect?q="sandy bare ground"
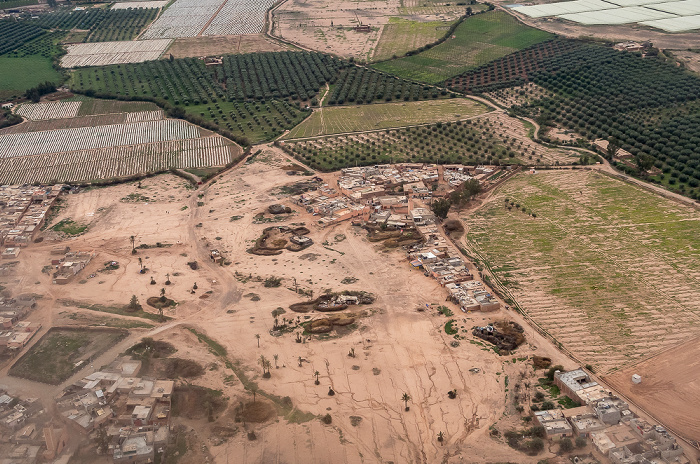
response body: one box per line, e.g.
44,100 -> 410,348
165,34 -> 290,59
273,0 -> 463,60
0,149 -> 580,463
605,336 -> 700,443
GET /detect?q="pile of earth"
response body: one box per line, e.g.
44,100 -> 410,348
472,320 -> 525,353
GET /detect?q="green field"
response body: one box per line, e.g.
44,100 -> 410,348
372,11 -> 553,83
463,170 -> 700,373
0,0 -> 38,9
373,18 -> 455,62
9,328 -> 127,384
0,55 -> 62,97
284,98 -> 490,139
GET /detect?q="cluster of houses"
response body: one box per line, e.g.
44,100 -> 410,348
535,368 -> 688,463
407,222 -> 500,312
58,356 -> 174,463
0,391 -> 70,463
292,163 -> 505,228
0,296 -> 40,351
0,185 -> 63,259
50,250 -> 94,284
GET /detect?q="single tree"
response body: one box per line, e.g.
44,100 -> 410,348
130,235 -> 136,254
606,137 -> 621,160
430,198 -> 451,220
165,273 -> 171,285
635,153 -> 654,176
150,277 -> 156,285
160,288 -> 166,302
273,354 -> 279,369
127,295 -> 140,312
255,333 -> 261,348
437,431 -> 444,444
559,437 -> 573,453
193,282 -> 198,290
138,257 -> 143,272
298,356 -> 303,367
314,370 -> 320,385
402,392 -> 411,411
249,384 -> 258,403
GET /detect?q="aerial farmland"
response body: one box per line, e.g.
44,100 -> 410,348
0,0 -> 699,462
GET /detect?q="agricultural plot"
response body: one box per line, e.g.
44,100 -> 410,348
281,113 -> 577,171
284,98 -> 490,139
559,6 -> 675,23
0,119 -> 200,158
166,35 -> 289,58
463,170 -> 700,374
8,328 -> 127,385
188,100 -> 309,143
372,18 -> 456,61
398,0 -> 485,15
327,66 -> 447,105
112,1 -> 168,9
74,97 -> 160,116
141,0 -> 226,39
0,20 -> 45,55
61,39 -> 172,67
444,39 -> 584,93
0,110 -> 164,135
16,101 -> 82,120
642,13 -> 700,30
510,0 -> 617,18
31,7 -> 159,42
203,0 -> 275,36
372,11 -> 554,84
0,134 -> 241,184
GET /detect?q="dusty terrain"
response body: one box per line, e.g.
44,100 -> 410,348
274,0 -> 464,60
605,336 -> 700,443
0,148 -> 579,463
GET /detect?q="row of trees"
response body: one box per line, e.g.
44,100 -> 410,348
328,67 -> 445,105
0,19 -> 44,55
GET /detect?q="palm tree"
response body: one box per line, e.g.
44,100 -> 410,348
259,355 -> 271,377
249,384 -> 258,403
402,393 -> 411,411
255,334 -> 261,347
160,288 -> 166,302
130,235 -> 136,254
273,354 -> 279,369
437,431 -> 444,444
138,257 -> 143,272
314,371 -> 320,385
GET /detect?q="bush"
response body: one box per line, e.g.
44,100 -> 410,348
575,436 -> 587,448
321,413 -> 332,424
525,437 -> 544,454
264,276 -> 282,287
559,438 -> 573,453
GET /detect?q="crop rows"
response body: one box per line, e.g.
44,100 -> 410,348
0,135 -> 240,184
0,110 -> 163,135
282,115 -> 577,171
203,0 -> 275,36
219,52 -> 344,101
192,99 -> 309,143
111,1 -> 168,10
328,67 -> 446,105
0,119 -> 200,158
5,30 -> 64,58
61,39 -> 172,67
444,39 -> 583,93
31,7 -> 159,42
141,0 -> 226,39
16,101 -> 82,120
0,20 -> 45,55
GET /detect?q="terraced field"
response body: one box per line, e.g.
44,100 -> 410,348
463,170 -> 700,374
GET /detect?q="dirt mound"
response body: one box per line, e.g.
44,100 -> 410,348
164,358 -> 204,379
147,296 -> 177,310
305,313 -> 357,334
172,385 -> 227,420
127,337 -> 176,358
532,356 -> 552,369
290,291 -> 374,313
234,400 -> 277,423
268,204 -> 292,214
472,320 -> 525,353
249,226 -> 313,255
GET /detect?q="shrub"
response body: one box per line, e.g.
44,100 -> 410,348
575,436 -> 587,448
321,413 -> 332,424
559,438 -> 573,453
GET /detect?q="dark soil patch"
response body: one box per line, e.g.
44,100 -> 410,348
473,320 -> 526,353
172,385 -> 227,420
126,338 -> 176,358
163,358 -> 204,379
146,296 -> 177,310
234,400 -> 276,423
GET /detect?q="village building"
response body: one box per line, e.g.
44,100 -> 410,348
533,409 -> 573,438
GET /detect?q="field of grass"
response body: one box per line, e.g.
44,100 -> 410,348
0,55 -> 62,97
372,11 -> 553,84
284,98 -> 489,139
373,18 -> 454,62
463,170 -> 700,374
398,0 -> 488,16
9,328 -> 127,384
